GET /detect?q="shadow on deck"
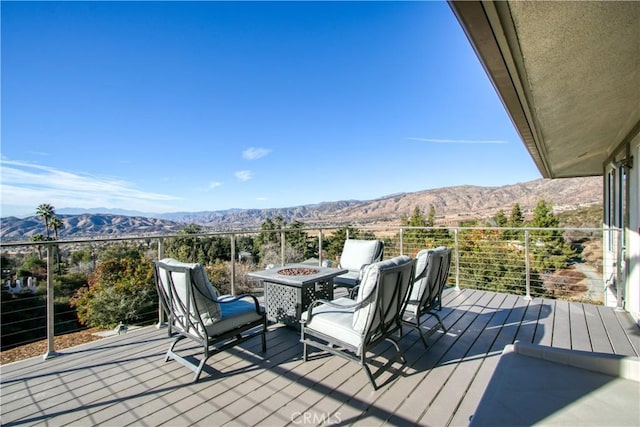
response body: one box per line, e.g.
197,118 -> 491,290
1,288 -> 638,426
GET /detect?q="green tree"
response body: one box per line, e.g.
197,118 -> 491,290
30,234 -> 46,259
236,235 -> 257,260
509,203 -> 524,226
505,203 -> 525,240
528,200 -> 574,271
493,209 -> 508,227
401,207 -> 430,252
459,218 -> 481,227
457,228 -> 532,296
18,255 -> 47,280
255,216 -> 287,248
36,203 -> 55,239
254,217 -> 311,265
50,216 -> 64,240
530,200 -> 559,229
426,205 -> 436,227
287,220 -> 316,260
205,236 -> 232,262
165,223 -> 203,263
70,249 -> 93,265
71,246 -> 156,328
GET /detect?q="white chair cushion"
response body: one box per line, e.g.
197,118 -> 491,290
302,297 -> 362,349
353,256 -> 412,333
160,258 -> 221,323
339,240 -> 382,271
408,247 -> 445,302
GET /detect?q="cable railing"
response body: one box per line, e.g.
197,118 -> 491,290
0,225 -> 621,361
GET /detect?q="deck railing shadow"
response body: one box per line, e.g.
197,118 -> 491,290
2,286 -> 636,427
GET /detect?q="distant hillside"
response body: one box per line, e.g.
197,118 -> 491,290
0,214 -> 184,242
162,177 -> 602,228
0,177 -> 602,242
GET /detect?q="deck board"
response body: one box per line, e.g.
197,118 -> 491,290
583,303 -> 614,353
598,305 -> 637,356
569,302 -> 592,351
551,300 -> 572,349
533,298 -> 555,346
614,309 -> 640,356
1,288 -> 638,427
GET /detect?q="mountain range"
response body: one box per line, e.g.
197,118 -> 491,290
0,177 -> 602,242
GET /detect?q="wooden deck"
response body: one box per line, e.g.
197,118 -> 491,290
2,288 -> 638,427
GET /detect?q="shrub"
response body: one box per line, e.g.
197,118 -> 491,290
205,260 -> 256,295
71,246 -> 156,329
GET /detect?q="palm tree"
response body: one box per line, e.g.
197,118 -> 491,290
49,216 -> 64,274
36,203 -> 55,239
50,216 -> 64,240
30,234 -> 45,259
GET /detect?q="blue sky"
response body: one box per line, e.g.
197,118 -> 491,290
1,1 -> 541,218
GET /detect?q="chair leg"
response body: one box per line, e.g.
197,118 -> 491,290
166,335 -> 184,361
406,311 -> 447,348
432,312 -> 447,333
193,358 -> 207,382
261,318 -> 267,352
407,316 -> 430,348
385,336 -> 406,363
361,354 -> 379,390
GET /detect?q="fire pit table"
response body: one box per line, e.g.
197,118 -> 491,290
247,264 -> 347,328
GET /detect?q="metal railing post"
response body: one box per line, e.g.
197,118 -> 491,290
524,229 -> 532,300
318,229 -> 323,266
43,244 -> 60,360
399,228 -> 404,256
280,230 -> 286,266
156,237 -> 167,328
230,234 -> 236,295
157,237 -> 164,259
454,228 -> 460,290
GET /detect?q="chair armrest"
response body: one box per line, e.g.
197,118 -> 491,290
349,285 -> 360,299
301,298 -> 363,324
216,294 -> 263,315
358,264 -> 371,279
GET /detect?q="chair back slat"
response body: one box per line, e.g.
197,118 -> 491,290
154,260 -> 209,340
414,248 -> 451,311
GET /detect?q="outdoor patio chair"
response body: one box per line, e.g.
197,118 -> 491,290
332,239 -> 384,295
300,255 -> 415,390
402,247 -> 451,347
153,258 -> 267,382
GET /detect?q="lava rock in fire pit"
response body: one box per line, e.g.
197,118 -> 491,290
277,267 -> 319,276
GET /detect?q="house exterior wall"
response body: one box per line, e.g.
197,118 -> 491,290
627,138 -> 639,325
604,134 -> 639,325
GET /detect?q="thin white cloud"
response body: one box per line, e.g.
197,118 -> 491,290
234,170 -> 253,181
256,196 -> 268,201
0,160 -> 181,215
242,147 -> 271,160
407,137 -> 508,144
209,181 -> 223,189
